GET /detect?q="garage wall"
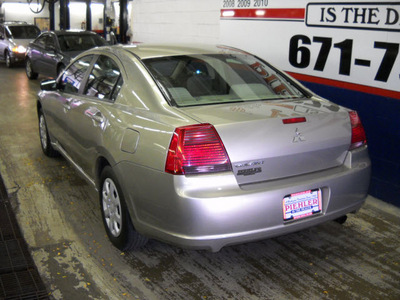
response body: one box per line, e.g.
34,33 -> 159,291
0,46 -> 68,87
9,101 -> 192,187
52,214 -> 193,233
60,2 -> 105,31
2,2 -> 104,32
131,0 -> 220,44
2,2 -> 49,25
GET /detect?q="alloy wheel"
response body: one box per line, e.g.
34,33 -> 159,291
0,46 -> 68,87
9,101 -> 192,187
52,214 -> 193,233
5,52 -> 11,68
26,60 -> 33,77
102,178 -> 122,238
39,114 -> 48,150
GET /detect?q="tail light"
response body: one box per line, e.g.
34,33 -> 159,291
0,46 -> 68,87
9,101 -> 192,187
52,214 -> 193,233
165,124 -> 232,175
349,111 -> 367,150
282,117 -> 306,124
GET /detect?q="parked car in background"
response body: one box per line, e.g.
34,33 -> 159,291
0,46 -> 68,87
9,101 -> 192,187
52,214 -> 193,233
37,44 -> 371,252
25,30 -> 108,79
0,21 -> 40,67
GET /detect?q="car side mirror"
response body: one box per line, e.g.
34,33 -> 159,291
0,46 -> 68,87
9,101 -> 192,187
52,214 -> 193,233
40,79 -> 58,91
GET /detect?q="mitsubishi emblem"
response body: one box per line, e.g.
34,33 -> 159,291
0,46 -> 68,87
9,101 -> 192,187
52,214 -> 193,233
293,128 -> 305,143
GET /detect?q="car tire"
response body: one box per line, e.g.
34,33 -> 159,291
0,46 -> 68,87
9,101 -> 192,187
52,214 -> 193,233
38,109 -> 59,157
5,51 -> 13,68
26,58 -> 39,80
100,166 -> 148,251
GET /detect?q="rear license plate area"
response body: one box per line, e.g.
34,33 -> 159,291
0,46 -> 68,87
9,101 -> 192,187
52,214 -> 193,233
283,189 -> 322,221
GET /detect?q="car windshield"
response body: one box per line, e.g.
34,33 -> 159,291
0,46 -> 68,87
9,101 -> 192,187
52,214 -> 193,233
58,34 -> 107,52
143,53 -> 306,107
8,25 -> 40,39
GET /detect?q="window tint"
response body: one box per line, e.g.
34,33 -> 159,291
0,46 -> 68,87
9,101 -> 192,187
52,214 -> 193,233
110,75 -> 123,101
143,53 -> 305,107
8,25 -> 40,39
58,34 -> 107,52
60,55 -> 93,94
44,35 -> 55,49
35,35 -> 47,48
84,55 -> 122,101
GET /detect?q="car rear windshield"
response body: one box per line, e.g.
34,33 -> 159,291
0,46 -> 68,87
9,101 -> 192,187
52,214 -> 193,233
143,53 -> 306,107
8,25 -> 40,39
58,34 -> 107,52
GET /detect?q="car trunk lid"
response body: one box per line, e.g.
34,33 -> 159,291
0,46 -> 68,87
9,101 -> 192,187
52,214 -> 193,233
179,98 -> 351,185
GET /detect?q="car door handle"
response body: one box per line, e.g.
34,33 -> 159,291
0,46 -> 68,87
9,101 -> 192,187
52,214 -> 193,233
63,98 -> 74,110
91,112 -> 105,123
85,107 -> 105,123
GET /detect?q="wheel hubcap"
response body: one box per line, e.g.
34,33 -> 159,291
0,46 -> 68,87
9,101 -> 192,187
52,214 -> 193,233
27,61 -> 32,76
102,178 -> 122,237
39,115 -> 48,149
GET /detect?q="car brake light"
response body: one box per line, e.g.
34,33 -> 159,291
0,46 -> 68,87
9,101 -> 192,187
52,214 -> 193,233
165,124 -> 232,175
282,117 -> 306,124
349,111 -> 367,150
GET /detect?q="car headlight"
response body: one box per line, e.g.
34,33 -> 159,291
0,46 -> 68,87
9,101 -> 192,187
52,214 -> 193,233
12,45 -> 27,54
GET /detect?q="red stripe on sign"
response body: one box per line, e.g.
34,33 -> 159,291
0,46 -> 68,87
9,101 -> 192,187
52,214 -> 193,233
287,72 -> 400,99
221,8 -> 305,19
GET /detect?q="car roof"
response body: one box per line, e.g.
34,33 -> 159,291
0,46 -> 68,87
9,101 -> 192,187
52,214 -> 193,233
52,30 -> 98,36
1,21 -> 36,27
107,43 -> 247,60
37,30 -> 98,37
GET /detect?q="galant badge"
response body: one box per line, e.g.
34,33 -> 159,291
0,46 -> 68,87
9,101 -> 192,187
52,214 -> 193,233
293,128 -> 306,143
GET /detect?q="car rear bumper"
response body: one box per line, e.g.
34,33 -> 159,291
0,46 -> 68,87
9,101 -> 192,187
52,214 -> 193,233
117,146 -> 371,252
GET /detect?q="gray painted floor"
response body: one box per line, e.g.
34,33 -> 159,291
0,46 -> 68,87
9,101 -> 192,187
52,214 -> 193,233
0,64 -> 399,300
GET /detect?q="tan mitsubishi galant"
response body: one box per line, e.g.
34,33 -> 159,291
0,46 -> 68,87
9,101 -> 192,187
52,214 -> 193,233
37,44 -> 371,252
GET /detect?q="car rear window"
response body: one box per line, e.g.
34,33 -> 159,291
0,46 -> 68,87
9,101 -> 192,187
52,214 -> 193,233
58,34 -> 107,52
143,53 -> 306,107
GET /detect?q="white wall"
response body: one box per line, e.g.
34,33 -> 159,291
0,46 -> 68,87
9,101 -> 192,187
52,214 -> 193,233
54,2 -> 104,31
2,2 -> 49,24
67,2 -> 104,31
131,0 -> 220,44
2,2 -> 104,31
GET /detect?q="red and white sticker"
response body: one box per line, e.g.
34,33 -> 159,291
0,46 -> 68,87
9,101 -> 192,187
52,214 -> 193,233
283,189 -> 322,221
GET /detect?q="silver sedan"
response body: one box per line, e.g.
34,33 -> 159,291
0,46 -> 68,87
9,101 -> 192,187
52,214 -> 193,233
37,44 -> 371,252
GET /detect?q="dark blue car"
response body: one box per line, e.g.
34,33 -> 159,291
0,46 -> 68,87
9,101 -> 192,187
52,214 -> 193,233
25,30 -> 108,79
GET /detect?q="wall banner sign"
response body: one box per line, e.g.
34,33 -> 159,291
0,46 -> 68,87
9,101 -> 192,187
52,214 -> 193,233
220,0 -> 400,99
306,2 -> 400,32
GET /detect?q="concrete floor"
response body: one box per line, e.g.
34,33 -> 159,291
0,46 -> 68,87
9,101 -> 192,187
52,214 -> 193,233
0,63 -> 399,300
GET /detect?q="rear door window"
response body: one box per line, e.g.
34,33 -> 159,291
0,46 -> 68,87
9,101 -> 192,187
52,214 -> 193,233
84,55 -> 123,101
59,55 -> 94,94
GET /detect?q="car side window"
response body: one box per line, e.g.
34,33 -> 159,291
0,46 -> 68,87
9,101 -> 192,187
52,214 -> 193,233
36,35 -> 47,48
44,36 -> 55,49
59,55 -> 94,94
84,55 -> 123,101
0,26 -> 4,39
110,75 -> 123,102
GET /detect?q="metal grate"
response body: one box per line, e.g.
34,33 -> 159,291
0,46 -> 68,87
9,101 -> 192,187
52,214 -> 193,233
0,175 -> 49,300
0,240 -> 35,274
0,271 -> 49,300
